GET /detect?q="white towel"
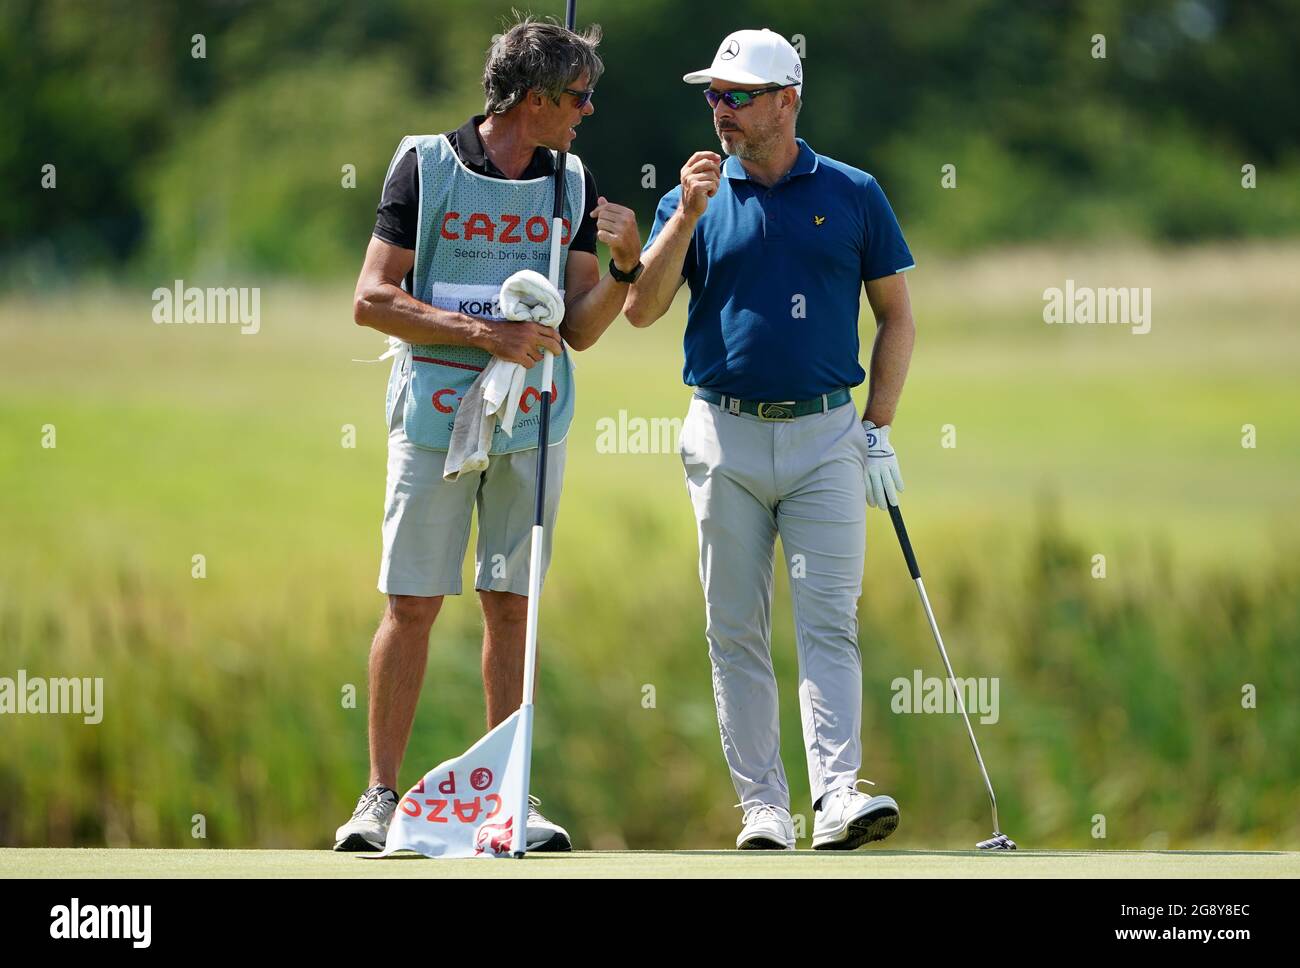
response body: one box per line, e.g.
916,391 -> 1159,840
442,359 -> 523,480
499,269 -> 565,325
443,271 -> 564,481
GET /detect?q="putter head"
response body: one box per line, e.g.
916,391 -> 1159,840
977,832 -> 1017,850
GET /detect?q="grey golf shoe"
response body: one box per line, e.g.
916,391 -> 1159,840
525,795 -> 572,852
811,781 -> 900,850
333,784 -> 398,852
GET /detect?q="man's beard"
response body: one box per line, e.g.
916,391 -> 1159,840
718,117 -> 781,162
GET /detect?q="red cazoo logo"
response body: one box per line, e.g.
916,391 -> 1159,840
400,769 -> 504,825
432,383 -> 558,414
475,816 -> 514,856
440,212 -> 571,244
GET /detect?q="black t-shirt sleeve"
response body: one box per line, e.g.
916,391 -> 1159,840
570,166 -> 599,255
373,148 -> 418,250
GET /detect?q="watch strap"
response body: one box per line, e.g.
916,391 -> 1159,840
608,258 -> 643,283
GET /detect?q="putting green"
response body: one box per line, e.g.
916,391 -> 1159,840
3,848 -> 1296,878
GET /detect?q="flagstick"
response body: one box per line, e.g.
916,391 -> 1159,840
510,343 -> 552,858
510,276 -> 557,862
512,1 -> 575,855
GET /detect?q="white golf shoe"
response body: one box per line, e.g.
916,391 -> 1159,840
526,795 -> 572,852
333,784 -> 399,851
736,803 -> 796,850
811,780 -> 899,850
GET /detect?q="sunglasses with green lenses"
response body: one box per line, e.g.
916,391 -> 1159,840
704,83 -> 797,110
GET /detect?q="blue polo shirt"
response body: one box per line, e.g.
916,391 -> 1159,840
643,138 -> 914,400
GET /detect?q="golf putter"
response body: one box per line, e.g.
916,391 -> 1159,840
886,502 -> 1017,851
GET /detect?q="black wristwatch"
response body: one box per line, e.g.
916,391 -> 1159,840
608,258 -> 644,284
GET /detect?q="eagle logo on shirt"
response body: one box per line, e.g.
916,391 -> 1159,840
813,215 -> 826,226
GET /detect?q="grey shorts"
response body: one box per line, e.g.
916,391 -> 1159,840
378,384 -> 566,598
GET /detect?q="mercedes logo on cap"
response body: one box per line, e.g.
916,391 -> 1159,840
719,39 -> 740,60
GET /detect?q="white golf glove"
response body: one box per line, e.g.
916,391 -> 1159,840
499,269 -> 564,325
862,420 -> 905,509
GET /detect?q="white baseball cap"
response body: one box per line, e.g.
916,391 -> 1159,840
683,28 -> 803,95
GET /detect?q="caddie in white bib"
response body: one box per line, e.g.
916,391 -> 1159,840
381,132 -> 584,453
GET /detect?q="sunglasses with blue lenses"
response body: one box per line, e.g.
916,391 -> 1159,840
563,87 -> 595,108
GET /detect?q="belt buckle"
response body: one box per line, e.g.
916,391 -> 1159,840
757,401 -> 796,421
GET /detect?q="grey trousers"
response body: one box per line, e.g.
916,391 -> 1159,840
679,395 -> 870,810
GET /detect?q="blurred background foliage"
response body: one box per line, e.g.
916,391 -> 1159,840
2,0 -> 1298,283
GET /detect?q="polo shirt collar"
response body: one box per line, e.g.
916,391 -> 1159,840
722,138 -> 819,184
455,114 -> 556,179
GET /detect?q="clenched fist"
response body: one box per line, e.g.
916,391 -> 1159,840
589,196 -> 641,271
679,151 -> 722,219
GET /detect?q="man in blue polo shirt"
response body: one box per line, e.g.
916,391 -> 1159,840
626,28 -> 917,851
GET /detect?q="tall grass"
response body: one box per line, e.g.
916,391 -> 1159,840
2,503 -> 1297,848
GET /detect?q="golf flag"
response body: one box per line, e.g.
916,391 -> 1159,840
375,707 -> 531,859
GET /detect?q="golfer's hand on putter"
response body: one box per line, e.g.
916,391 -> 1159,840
478,318 -> 562,369
679,151 -> 721,218
862,420 -> 905,509
590,196 -> 641,270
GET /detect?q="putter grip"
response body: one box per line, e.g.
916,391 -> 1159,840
532,386 -> 552,526
887,503 -> 922,580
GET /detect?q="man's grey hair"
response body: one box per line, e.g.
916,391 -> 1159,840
483,16 -> 605,115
